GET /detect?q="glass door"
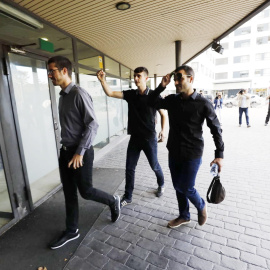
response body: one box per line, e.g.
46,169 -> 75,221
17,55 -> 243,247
7,52 -> 61,205
0,147 -> 13,228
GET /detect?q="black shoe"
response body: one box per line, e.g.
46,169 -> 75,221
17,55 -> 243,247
156,186 -> 165,197
110,195 -> 121,222
50,229 -> 80,249
120,196 -> 132,208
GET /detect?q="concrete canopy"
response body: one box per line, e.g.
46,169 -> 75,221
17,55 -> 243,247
7,0 -> 270,76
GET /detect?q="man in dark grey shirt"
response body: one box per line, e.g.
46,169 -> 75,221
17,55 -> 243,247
48,56 -> 120,250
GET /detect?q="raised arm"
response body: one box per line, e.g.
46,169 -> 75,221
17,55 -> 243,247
96,70 -> 123,99
148,73 -> 171,109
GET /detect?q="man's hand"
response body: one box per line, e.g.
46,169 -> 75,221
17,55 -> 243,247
158,130 -> 166,142
161,74 -> 171,88
68,154 -> 84,169
96,70 -> 106,82
210,158 -> 223,173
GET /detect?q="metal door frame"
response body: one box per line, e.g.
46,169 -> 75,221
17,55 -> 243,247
1,44 -> 61,219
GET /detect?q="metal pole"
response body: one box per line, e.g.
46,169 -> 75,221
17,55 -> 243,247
154,74 -> 157,89
175,40 -> 182,68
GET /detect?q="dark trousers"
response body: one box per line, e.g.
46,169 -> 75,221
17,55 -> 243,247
239,107 -> 249,125
59,146 -> 114,232
125,136 -> 164,200
169,153 -> 205,220
265,103 -> 270,124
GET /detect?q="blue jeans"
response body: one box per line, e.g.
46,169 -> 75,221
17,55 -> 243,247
125,136 -> 164,200
169,153 -> 205,220
239,107 -> 249,125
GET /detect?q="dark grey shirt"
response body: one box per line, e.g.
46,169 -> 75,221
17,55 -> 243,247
59,82 -> 99,155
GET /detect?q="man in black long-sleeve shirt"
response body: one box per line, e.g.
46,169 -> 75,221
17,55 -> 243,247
149,65 -> 224,228
47,56 -> 120,249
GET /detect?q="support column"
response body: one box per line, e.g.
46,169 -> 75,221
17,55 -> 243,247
175,40 -> 182,68
154,74 -> 157,89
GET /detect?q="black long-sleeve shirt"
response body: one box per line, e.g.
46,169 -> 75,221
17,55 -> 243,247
149,84 -> 224,160
59,82 -> 99,155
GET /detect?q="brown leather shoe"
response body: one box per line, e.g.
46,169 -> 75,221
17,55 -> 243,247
167,217 -> 190,228
198,205 -> 207,226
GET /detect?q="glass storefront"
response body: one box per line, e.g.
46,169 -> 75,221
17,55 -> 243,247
79,68 -> 109,149
8,53 -> 60,204
106,77 -> 124,138
0,149 -> 12,228
0,1 -> 132,233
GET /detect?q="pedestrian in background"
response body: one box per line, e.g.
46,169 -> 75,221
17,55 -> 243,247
265,94 -> 270,126
214,94 -> 223,125
237,89 -> 251,128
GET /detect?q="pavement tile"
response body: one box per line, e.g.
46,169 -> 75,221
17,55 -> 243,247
103,260 -> 132,270
85,250 -> 110,268
120,231 -> 141,245
173,239 -> 196,254
126,255 -> 149,270
89,230 -> 110,242
103,225 -> 126,238
137,237 -> 164,254
155,233 -> 176,247
187,255 -> 214,270
64,107 -> 270,270
191,236 -> 211,249
107,247 -> 130,264
161,246 -> 190,264
87,239 -> 112,255
220,255 -> 248,270
240,251 -> 267,268
168,260 -> 193,270
125,223 -> 144,234
75,245 -> 93,259
210,243 -> 240,259
168,230 -> 193,243
146,252 -> 169,269
139,228 -> 158,241
126,244 -> 150,260
105,235 -> 131,251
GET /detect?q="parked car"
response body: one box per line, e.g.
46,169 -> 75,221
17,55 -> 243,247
223,96 -> 237,108
224,94 -> 264,108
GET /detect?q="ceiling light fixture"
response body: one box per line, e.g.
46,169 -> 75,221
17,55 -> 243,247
0,2 -> 43,29
116,2 -> 131,11
211,40 -> 224,54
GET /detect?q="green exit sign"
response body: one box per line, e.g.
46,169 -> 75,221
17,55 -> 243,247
39,38 -> 54,53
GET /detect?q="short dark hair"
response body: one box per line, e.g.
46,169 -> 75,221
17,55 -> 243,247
174,65 -> 195,79
134,67 -> 148,76
48,56 -> 72,78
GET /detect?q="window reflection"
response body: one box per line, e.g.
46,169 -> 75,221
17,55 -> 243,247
77,41 -> 102,70
79,69 -> 109,149
0,13 -> 73,60
105,57 -> 120,77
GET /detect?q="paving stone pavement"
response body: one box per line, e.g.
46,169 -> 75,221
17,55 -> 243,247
64,104 -> 270,270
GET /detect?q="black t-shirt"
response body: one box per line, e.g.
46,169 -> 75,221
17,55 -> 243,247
123,88 -> 157,139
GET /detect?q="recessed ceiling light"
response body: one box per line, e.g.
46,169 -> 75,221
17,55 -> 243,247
116,2 -> 131,11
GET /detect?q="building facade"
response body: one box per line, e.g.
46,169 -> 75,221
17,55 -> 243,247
188,6 -> 270,98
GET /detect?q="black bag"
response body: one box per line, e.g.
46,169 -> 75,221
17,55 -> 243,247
207,175 -> 226,204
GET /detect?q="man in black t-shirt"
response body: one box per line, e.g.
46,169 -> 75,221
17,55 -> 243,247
97,67 -> 166,207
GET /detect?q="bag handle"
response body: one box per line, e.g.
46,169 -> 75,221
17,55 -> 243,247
207,175 -> 220,203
